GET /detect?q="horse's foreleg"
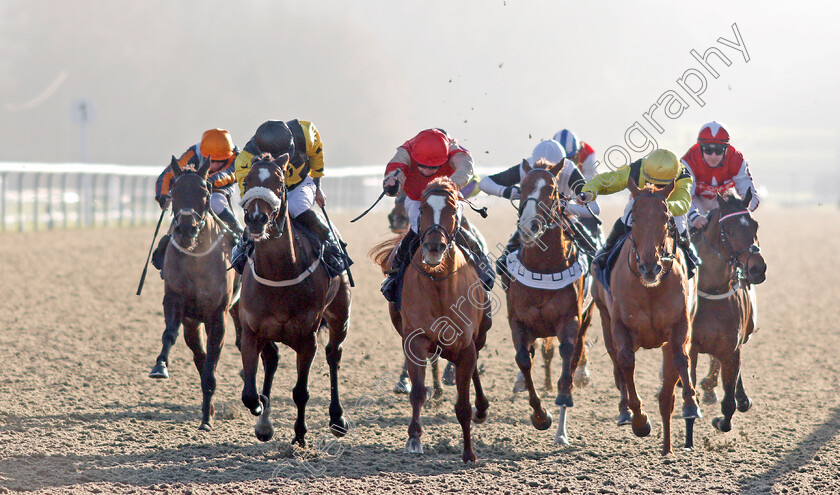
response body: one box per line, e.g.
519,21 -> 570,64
735,372 -> 752,413
601,310 -> 630,426
555,317 -> 581,408
290,336 -> 317,447
240,327 -> 263,416
260,341 -> 279,399
182,319 -> 205,375
471,353 -> 489,425
671,321 -> 700,421
712,351 -> 741,433
404,336 -> 430,455
613,319 -> 649,438
198,309 -> 225,431
574,306 -> 594,389
325,317 -> 349,438
150,292 -> 185,379
455,344 -> 478,463
700,356 -> 722,405
513,324 -> 551,431
229,300 -> 242,352
658,346 -> 680,455
540,338 -> 555,391
431,359 -> 443,398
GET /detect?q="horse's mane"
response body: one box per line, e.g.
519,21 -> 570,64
369,234 -> 403,273
718,190 -> 743,211
422,177 -> 459,198
533,158 -> 552,169
251,152 -> 279,167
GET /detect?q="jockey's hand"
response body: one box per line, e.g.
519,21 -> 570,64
691,215 -> 708,230
383,175 -> 401,197
157,194 -> 170,210
315,187 -> 326,207
578,191 -> 594,204
503,185 -> 521,200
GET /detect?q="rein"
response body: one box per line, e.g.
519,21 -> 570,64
626,191 -> 678,281
698,208 -> 760,298
411,188 -> 469,282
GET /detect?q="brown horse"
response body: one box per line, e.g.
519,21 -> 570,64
237,153 -> 351,446
149,156 -> 241,431
591,177 -> 700,455
503,158 -> 593,445
371,177 -> 492,463
690,190 -> 766,432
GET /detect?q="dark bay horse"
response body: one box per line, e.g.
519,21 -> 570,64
372,177 -> 492,463
591,178 -> 700,455
691,190 -> 766,432
503,158 -> 593,446
238,153 -> 351,446
149,156 -> 241,431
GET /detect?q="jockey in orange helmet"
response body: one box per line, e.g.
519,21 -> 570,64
380,128 -> 494,307
151,128 -> 243,271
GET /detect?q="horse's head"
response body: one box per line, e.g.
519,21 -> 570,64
169,155 -> 211,249
517,158 -> 564,245
240,153 -> 289,241
628,177 -> 675,286
418,177 -> 461,267
710,190 -> 766,284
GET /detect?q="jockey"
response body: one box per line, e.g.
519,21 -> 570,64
380,128 -> 494,305
579,148 -> 700,277
151,128 -> 243,271
681,121 -> 760,230
389,174 -> 481,233
478,139 -> 601,277
230,119 -> 350,277
553,129 -> 598,181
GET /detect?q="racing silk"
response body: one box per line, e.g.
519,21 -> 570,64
384,133 -> 473,201
479,159 -> 599,217
577,141 -> 597,180
234,119 -> 325,195
681,143 -> 759,210
582,159 -> 694,217
155,144 -> 239,200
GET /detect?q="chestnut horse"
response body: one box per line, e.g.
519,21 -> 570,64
591,178 -> 700,455
690,190 -> 766,432
149,156 -> 241,431
372,177 -> 492,463
238,154 -> 351,446
504,158 -> 593,446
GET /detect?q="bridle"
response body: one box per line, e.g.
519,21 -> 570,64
241,161 -> 289,240
700,208 -> 761,292
171,174 -> 210,241
518,168 -> 566,239
627,190 -> 677,280
412,187 -> 467,281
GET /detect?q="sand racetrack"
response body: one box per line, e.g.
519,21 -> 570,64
1,203 -> 839,494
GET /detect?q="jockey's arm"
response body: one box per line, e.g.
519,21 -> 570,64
581,166 -> 631,200
479,163 -> 520,197
233,138 -> 259,196
300,121 -> 325,181
667,172 -> 693,217
562,159 -> 600,217
448,148 -> 473,188
208,155 -> 238,190
732,158 -> 760,211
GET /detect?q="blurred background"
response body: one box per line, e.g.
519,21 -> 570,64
1,0 -> 838,225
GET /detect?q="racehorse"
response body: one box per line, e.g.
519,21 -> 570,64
237,153 -> 352,446
149,156 -> 241,431
503,158 -> 593,445
591,177 -> 700,455
690,190 -> 766,432
371,177 -> 492,463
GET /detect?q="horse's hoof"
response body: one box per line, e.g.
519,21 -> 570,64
405,438 -> 423,454
198,422 -> 212,432
255,424 -> 274,442
462,450 -> 477,463
682,405 -> 702,419
512,371 -> 527,393
443,363 -> 456,386
702,390 -> 719,405
554,433 -> 569,446
393,373 -> 411,394
554,393 -> 574,408
424,387 -> 434,402
432,386 -> 444,399
617,410 -> 633,426
573,368 -> 591,388
472,406 -> 488,424
712,416 -> 732,432
149,363 -> 169,379
531,410 -> 553,431
291,435 -> 305,447
330,417 -> 349,438
736,397 -> 752,413
632,417 -> 652,437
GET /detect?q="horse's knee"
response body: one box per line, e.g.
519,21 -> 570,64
325,342 -> 343,363
242,391 -> 259,413
617,348 -> 635,371
515,347 -> 532,371
559,342 -> 574,359
292,385 -> 310,406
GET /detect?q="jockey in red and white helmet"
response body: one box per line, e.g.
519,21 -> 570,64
681,121 -> 760,230
553,129 -> 598,180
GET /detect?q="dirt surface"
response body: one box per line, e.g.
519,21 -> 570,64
1,203 -> 839,494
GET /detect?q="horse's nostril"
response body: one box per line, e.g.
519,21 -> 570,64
653,264 -> 662,275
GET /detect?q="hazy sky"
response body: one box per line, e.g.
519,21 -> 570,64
1,1 -> 838,196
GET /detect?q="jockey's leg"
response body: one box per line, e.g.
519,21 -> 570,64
496,230 -> 520,278
455,226 -> 495,291
151,221 -> 175,271
388,191 -> 409,233
593,218 -> 629,272
381,197 -> 421,307
674,214 -> 700,278
210,192 -> 243,237
295,208 -> 351,277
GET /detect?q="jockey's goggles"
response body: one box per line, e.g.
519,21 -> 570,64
416,163 -> 442,171
701,144 -> 727,155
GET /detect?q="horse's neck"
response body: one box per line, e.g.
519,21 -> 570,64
519,226 -> 573,271
253,210 -> 305,278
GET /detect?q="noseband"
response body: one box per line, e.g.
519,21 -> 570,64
518,168 -> 566,239
700,208 -> 761,291
418,188 -> 459,250
240,164 -> 289,239
627,191 -> 677,280
172,175 -> 211,237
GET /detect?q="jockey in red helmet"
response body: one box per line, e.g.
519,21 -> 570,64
681,121 -> 760,230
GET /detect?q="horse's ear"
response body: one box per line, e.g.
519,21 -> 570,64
274,153 -> 290,171
521,158 -> 532,173
660,179 -> 676,198
170,156 -> 183,177
549,158 -> 566,177
742,188 -> 753,209
196,155 -> 211,179
627,175 -> 640,197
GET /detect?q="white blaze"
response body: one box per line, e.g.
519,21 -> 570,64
519,177 -> 546,228
426,195 -> 446,226
258,168 -> 270,182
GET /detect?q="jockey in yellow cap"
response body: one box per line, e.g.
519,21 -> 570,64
578,148 -> 699,277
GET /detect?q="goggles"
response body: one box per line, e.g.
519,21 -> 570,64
701,144 -> 727,156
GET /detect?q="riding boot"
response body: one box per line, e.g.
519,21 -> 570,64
381,229 -> 419,308
496,230 -> 521,279
456,227 -> 496,291
215,206 -> 244,239
568,217 -> 599,256
387,197 -> 409,233
295,209 -> 352,278
230,229 -> 253,275
151,234 -> 171,271
593,218 -> 629,273
678,229 -> 701,279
